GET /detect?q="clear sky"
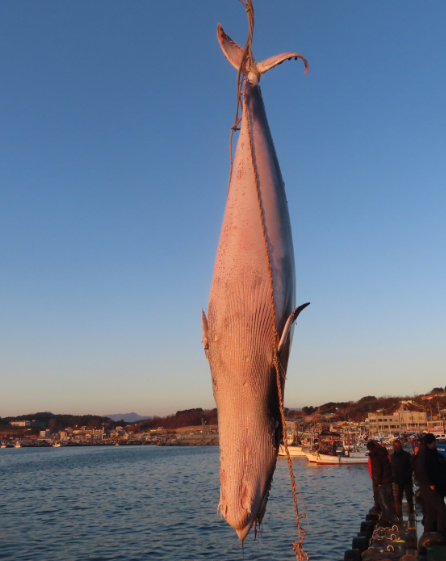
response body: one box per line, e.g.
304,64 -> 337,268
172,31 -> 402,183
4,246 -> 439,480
1,1 -> 445,418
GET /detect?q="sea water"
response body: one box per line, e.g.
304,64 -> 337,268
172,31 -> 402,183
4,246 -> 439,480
0,446 -> 370,560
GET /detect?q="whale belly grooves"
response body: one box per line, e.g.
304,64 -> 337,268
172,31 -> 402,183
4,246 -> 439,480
202,21 -> 309,543
203,85 -> 293,540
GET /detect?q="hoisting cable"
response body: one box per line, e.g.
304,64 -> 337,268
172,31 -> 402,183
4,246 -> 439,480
229,2 -> 309,560
228,0 -> 254,192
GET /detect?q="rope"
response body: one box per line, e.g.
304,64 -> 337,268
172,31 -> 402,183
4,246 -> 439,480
227,3 -> 308,558
245,109 -> 308,561
228,0 -> 254,192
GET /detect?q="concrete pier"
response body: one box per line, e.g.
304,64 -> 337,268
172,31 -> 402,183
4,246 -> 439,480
342,496 -> 446,560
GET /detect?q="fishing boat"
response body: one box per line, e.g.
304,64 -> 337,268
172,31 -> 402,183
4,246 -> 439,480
305,450 -> 368,465
278,423 -> 308,456
305,432 -> 369,465
278,444 -> 306,457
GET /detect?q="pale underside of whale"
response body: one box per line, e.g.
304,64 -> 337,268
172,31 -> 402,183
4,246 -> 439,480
202,24 -> 309,542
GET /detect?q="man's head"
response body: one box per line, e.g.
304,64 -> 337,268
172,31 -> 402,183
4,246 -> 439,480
393,439 -> 402,453
424,433 -> 437,449
367,440 -> 376,452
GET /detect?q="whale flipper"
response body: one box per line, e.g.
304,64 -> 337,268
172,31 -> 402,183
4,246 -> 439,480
277,302 -> 310,355
202,310 -> 209,350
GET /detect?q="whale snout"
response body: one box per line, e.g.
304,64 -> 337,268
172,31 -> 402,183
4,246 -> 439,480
219,459 -> 273,542
220,496 -> 256,543
221,486 -> 268,542
236,523 -> 254,542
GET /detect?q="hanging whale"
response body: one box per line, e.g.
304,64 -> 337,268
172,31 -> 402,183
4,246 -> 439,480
202,24 -> 309,541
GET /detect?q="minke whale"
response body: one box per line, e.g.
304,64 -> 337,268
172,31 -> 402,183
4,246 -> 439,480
202,24 -> 309,541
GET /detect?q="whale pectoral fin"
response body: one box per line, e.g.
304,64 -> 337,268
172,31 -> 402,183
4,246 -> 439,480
277,302 -> 310,355
257,52 -> 309,76
202,310 -> 210,351
217,24 -> 256,71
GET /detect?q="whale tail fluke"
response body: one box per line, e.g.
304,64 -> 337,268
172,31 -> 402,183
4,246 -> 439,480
217,24 -> 308,80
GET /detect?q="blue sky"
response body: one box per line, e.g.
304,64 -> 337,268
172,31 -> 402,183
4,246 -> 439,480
1,2 -> 445,417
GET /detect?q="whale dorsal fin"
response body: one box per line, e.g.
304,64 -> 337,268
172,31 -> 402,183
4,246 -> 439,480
217,24 -> 308,81
277,302 -> 310,354
202,310 -> 210,350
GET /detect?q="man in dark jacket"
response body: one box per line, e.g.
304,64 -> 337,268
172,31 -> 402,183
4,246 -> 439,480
367,440 -> 397,525
413,433 -> 446,533
391,439 -> 414,516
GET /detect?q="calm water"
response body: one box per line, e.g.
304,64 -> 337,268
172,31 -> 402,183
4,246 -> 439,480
0,446 -> 371,560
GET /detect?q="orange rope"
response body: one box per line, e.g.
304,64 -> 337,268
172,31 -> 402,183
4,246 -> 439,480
228,3 -> 308,558
228,0 -> 254,192
245,100 -> 308,561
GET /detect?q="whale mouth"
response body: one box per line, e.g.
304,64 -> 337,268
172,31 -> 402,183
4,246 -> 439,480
236,522 -> 254,542
219,485 -> 257,542
219,479 -> 272,542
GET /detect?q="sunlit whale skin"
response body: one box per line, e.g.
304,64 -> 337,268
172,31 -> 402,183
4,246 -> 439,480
202,25 -> 309,541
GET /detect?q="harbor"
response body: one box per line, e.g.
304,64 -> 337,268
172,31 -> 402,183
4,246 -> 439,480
3,441 -> 445,560
0,445 -> 374,560
1,2 -> 446,560
6,406 -> 446,561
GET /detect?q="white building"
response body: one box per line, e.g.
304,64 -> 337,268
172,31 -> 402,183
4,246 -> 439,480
10,420 -> 31,427
367,401 -> 427,433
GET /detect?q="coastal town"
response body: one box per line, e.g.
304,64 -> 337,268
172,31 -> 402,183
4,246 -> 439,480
4,389 -> 446,560
0,415 -> 219,448
2,388 -> 446,450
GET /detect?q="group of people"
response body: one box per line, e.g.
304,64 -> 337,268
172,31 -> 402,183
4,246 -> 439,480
367,433 -> 446,536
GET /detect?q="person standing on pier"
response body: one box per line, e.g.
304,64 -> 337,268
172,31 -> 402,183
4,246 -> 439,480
367,440 -> 398,526
413,433 -> 446,534
368,456 -> 382,515
391,439 -> 414,516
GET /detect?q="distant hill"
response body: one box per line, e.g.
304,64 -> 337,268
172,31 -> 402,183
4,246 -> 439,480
105,412 -> 156,423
